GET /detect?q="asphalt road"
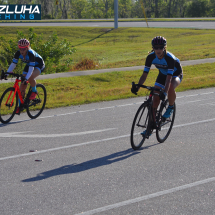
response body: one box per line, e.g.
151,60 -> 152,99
1,87 -> 215,215
0,21 -> 215,29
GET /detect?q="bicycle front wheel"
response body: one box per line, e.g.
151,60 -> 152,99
26,84 -> 46,119
130,102 -> 150,150
0,87 -> 18,124
156,100 -> 176,143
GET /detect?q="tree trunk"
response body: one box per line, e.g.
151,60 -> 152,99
43,0 -> 50,18
155,0 -> 158,18
168,0 -> 172,17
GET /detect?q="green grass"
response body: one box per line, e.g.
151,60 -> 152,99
1,26 -> 215,71
0,26 -> 215,110
0,63 -> 214,109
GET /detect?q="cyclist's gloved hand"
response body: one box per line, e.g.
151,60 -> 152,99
131,82 -> 138,95
21,75 -> 27,85
0,70 -> 5,80
160,91 -> 167,100
131,86 -> 138,95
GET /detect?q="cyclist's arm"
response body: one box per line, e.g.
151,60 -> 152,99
138,72 -> 148,86
7,63 -> 16,74
25,51 -> 36,80
25,66 -> 34,80
137,54 -> 153,88
164,56 -> 175,94
6,51 -> 20,75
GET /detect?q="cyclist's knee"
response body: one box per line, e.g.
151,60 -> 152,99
170,78 -> 180,90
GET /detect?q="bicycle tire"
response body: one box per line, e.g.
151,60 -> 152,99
130,102 -> 151,150
26,84 -> 46,119
0,87 -> 18,124
156,100 -> 176,143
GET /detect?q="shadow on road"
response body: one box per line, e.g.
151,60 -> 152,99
22,148 -> 140,182
0,118 -> 32,127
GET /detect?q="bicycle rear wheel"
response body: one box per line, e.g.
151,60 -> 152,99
130,102 -> 151,150
26,84 -> 46,119
156,100 -> 176,143
0,87 -> 18,124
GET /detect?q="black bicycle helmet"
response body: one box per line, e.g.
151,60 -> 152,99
151,36 -> 167,47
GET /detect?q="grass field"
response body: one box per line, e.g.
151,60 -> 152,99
0,63 -> 214,109
0,26 -> 215,71
0,26 -> 214,110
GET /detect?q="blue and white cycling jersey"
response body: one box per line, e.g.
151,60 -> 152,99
7,49 -> 45,80
13,49 -> 44,69
144,51 -> 182,76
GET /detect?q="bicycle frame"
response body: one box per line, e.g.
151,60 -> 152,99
0,70 -> 47,124
135,83 -> 166,129
5,78 -> 28,108
145,90 -> 160,126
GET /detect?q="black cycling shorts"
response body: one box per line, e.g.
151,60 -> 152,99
155,70 -> 183,89
23,63 -> 45,75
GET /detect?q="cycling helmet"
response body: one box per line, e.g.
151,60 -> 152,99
18,38 -> 30,48
151,36 -> 167,47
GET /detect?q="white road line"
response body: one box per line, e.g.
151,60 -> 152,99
199,102 -> 215,106
177,99 -> 202,105
0,128 -> 116,138
176,91 -> 214,98
0,134 -> 129,161
3,91 -> 214,125
74,176 -> 215,215
1,117 -> 215,161
36,91 -> 215,117
173,118 -> 215,128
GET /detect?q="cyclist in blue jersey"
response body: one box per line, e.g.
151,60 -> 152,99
131,36 -> 183,135
5,38 -> 45,114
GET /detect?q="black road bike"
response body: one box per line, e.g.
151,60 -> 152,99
130,82 -> 176,150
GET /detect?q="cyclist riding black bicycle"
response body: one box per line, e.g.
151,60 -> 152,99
131,36 -> 183,135
0,38 -> 45,115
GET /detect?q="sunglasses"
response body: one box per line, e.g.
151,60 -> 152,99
18,46 -> 28,50
154,46 -> 164,50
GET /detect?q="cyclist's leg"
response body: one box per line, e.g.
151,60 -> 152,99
162,72 -> 183,118
168,73 -> 183,106
28,67 -> 43,100
19,66 -> 29,103
154,71 -> 166,110
28,67 -> 41,89
16,66 -> 28,114
150,72 -> 166,130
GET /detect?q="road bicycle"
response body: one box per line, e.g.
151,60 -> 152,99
130,82 -> 176,150
0,70 -> 46,124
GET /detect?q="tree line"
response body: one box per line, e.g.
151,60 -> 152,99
4,0 -> 215,19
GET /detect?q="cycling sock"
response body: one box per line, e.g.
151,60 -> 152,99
168,105 -> 174,109
32,86 -> 37,92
